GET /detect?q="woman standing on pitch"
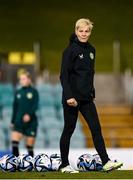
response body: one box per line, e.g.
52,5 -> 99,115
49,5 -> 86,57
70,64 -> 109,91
11,70 -> 39,157
59,18 -> 123,173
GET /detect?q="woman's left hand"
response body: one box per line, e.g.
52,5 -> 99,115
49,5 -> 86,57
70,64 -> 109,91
23,114 -> 31,123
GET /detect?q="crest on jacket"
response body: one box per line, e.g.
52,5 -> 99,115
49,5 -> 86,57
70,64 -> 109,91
90,52 -> 94,60
27,92 -> 33,99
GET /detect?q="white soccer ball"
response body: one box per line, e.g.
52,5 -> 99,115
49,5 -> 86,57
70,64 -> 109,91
50,154 -> 62,171
0,154 -> 18,172
77,154 -> 103,171
17,154 -> 33,172
93,154 -> 103,171
34,154 -> 51,172
77,154 -> 96,171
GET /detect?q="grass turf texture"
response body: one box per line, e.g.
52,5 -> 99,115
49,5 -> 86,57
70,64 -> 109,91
0,171 -> 133,179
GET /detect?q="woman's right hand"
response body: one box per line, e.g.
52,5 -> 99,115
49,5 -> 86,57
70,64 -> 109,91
67,98 -> 78,107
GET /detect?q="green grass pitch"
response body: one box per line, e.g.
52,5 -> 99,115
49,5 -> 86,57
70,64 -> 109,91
0,171 -> 133,179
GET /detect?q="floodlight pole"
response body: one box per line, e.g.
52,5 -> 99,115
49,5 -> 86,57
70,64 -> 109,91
113,40 -> 120,74
33,42 -> 41,74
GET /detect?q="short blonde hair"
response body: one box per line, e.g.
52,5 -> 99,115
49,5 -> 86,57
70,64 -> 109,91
18,69 -> 32,80
75,18 -> 93,31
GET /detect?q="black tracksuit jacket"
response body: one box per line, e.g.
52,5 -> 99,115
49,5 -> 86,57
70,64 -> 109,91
60,33 -> 95,103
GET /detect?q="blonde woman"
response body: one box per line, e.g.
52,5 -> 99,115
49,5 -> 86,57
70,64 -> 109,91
11,71 -> 39,157
59,18 -> 123,173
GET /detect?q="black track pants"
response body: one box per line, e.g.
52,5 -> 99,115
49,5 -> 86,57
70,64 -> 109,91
59,101 -> 109,168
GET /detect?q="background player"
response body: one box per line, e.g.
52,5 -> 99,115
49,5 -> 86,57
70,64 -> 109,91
11,70 -> 39,157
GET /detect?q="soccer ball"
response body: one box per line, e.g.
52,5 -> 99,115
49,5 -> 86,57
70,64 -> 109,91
17,154 -> 33,172
34,154 -> 51,172
77,154 -> 95,171
0,154 -> 18,172
50,154 -> 62,171
93,154 -> 103,171
77,153 -> 103,171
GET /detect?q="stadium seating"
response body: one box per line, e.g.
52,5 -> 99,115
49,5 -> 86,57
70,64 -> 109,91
0,121 -> 7,150
1,82 -> 133,150
39,106 -> 57,119
0,130 -> 6,149
80,105 -> 133,147
0,83 -> 14,107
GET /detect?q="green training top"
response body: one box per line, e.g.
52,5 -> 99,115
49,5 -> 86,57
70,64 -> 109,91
11,86 -> 39,124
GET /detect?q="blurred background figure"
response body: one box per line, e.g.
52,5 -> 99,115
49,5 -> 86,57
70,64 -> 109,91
0,0 -> 133,169
11,70 -> 39,157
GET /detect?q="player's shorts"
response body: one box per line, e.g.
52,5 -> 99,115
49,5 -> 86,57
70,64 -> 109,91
12,119 -> 38,137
